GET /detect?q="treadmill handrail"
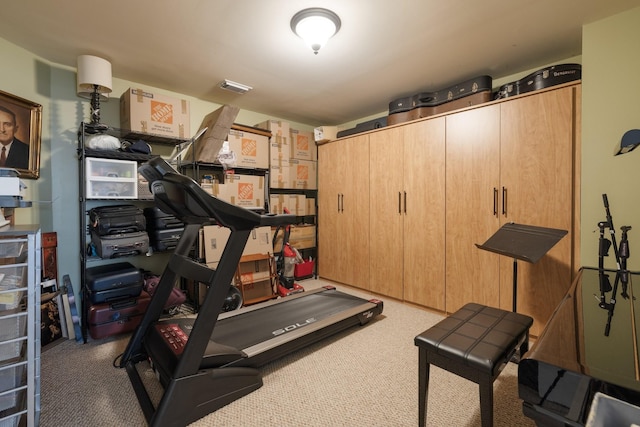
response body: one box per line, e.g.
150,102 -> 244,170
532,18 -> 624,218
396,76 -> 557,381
140,157 -> 294,230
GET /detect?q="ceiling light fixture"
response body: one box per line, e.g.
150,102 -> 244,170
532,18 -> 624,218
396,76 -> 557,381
291,8 -> 341,55
219,79 -> 253,94
77,54 -> 113,130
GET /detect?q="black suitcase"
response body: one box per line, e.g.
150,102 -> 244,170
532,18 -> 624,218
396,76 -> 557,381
90,230 -> 149,258
89,204 -> 146,235
86,262 -> 143,304
143,206 -> 184,230
88,290 -> 151,339
149,227 -> 184,252
86,262 -> 143,292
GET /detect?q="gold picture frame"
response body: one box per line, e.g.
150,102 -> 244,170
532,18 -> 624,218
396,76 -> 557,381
0,89 -> 42,179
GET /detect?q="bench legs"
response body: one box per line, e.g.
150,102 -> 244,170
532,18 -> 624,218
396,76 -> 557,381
418,347 -> 495,427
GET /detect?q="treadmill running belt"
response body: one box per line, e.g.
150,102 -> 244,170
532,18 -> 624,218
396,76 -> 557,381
211,289 -> 368,350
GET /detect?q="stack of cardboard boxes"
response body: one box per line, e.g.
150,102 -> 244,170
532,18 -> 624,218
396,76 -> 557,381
255,120 -> 317,254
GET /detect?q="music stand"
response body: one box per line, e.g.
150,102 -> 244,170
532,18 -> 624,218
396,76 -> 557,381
476,222 -> 567,312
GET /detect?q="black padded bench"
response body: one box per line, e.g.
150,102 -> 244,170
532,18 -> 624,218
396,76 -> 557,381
414,303 -> 533,427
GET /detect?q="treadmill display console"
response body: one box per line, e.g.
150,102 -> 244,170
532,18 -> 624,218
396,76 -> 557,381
156,323 -> 189,355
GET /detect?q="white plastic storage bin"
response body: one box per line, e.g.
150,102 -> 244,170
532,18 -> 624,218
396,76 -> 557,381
85,158 -> 138,199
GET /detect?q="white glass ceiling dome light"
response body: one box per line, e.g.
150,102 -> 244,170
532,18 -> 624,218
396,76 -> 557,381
291,8 -> 341,55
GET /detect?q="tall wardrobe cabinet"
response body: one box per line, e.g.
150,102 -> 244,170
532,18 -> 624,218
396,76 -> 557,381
317,134 -> 370,290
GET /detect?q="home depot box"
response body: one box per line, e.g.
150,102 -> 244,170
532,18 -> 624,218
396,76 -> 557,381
203,225 -> 272,263
220,126 -> 270,169
238,257 -> 271,283
256,120 -> 291,164
306,197 -> 316,215
289,159 -> 317,189
270,194 -> 305,215
120,88 -> 190,138
273,224 -> 316,252
270,158 -> 291,189
289,129 -> 316,160
212,173 -> 265,209
256,120 -> 290,145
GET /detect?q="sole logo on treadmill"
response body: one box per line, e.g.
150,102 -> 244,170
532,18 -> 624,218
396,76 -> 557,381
272,317 -> 317,336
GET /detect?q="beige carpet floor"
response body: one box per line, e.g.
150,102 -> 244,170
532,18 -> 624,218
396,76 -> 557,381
40,279 -> 536,426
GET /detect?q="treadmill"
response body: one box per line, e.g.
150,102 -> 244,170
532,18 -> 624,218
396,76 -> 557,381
120,157 -> 384,427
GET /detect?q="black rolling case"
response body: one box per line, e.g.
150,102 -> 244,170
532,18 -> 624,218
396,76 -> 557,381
143,206 -> 184,230
149,227 -> 184,252
89,204 -> 146,235
86,262 -> 144,304
337,116 -> 387,138
90,230 -> 149,258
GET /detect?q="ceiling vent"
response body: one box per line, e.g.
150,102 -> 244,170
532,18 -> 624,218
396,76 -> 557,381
219,79 -> 252,94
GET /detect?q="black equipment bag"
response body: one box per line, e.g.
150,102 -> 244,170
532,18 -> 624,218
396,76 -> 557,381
337,116 -> 387,138
90,230 -> 149,259
89,204 -> 146,235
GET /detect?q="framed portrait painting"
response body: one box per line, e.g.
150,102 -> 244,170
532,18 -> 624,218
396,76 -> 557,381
0,89 -> 42,179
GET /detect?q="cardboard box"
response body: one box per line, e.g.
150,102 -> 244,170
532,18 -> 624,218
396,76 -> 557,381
216,173 -> 265,209
306,197 -> 316,215
241,278 -> 274,303
270,194 -> 285,214
269,158 -> 291,189
203,225 -> 273,263
183,105 -> 240,163
289,159 -> 317,190
221,126 -> 270,169
237,257 -> 271,284
314,126 -> 337,143
256,120 -> 290,146
273,224 -> 316,252
289,129 -> 316,160
120,88 -> 191,138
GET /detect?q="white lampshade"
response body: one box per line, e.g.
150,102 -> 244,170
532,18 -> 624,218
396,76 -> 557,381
77,55 -> 113,96
291,8 -> 341,54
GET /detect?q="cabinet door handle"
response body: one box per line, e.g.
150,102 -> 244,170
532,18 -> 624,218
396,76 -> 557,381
502,187 -> 507,216
404,191 -> 407,214
493,187 -> 498,216
338,194 -> 341,212
398,192 -> 402,214
340,194 -> 344,212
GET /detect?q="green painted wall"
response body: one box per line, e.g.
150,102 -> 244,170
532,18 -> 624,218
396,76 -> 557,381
582,7 -> 640,271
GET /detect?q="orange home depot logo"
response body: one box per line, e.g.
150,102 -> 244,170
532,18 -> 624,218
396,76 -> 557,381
241,138 -> 257,157
296,134 -> 309,151
150,100 -> 174,124
238,183 -> 253,200
297,165 -> 308,180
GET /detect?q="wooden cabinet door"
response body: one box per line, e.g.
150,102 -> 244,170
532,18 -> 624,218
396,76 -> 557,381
403,118 -> 446,310
317,140 -> 344,282
369,127 -> 404,298
317,135 -> 370,288
499,85 -> 579,335
341,135 -> 370,289
445,104 -> 501,313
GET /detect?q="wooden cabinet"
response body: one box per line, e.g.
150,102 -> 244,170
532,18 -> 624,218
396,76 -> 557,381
445,84 -> 580,335
497,84 -> 580,336
317,134 -> 370,289
445,104 -> 501,313
369,119 -> 446,308
318,83 -> 580,336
